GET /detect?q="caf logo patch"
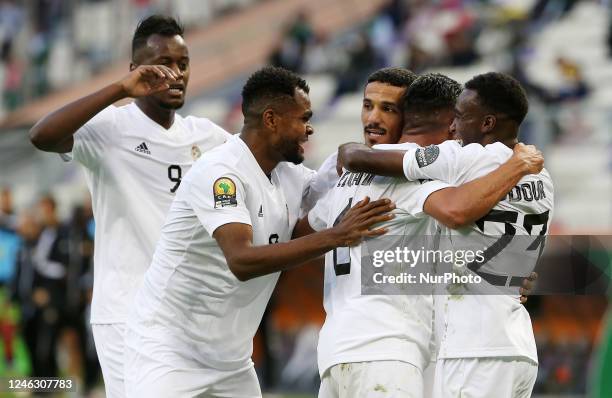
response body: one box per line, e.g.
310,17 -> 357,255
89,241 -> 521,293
415,145 -> 440,168
191,145 -> 202,160
214,177 -> 237,208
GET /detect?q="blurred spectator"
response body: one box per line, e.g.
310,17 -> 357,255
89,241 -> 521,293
369,4 -> 397,67
331,31 -> 376,100
2,49 -> 23,110
33,0 -> 64,37
63,202 -> 99,392
0,0 -> 24,63
268,38 -> 300,72
530,0 -> 579,26
269,10 -> 315,73
302,31 -> 336,75
0,187 -> 19,284
380,0 -> 410,34
552,57 -> 589,102
14,195 -> 69,378
27,26 -> 51,97
527,56 -> 590,143
10,211 -> 44,375
443,12 -> 478,66
287,10 -> 314,49
0,186 -> 17,228
0,287 -> 31,376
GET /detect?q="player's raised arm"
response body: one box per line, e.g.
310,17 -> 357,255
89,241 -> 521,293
29,65 -> 178,153
423,143 -> 544,228
338,142 -> 406,177
214,197 -> 395,281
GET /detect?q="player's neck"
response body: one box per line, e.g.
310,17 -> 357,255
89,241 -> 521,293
399,126 -> 450,147
239,131 -> 279,175
135,99 -> 175,130
482,134 -> 519,148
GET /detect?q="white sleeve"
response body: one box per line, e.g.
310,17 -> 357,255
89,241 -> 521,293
298,165 -> 320,215
207,119 -> 233,142
301,152 -> 338,214
402,141 -> 490,185
185,164 -> 251,236
307,189 -> 333,232
64,106 -> 117,169
405,180 -> 452,216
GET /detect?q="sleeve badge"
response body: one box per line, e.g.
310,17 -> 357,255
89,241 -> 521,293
415,145 -> 440,168
213,177 -> 238,208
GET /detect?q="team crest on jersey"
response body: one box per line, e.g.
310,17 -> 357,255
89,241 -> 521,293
213,177 -> 237,208
415,145 -> 439,168
191,145 -> 202,160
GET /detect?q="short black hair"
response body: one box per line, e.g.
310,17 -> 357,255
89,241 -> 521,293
241,66 -> 310,118
367,67 -> 417,89
132,15 -> 184,58
464,72 -> 529,124
403,73 -> 462,115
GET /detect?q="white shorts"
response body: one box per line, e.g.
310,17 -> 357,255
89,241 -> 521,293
423,360 -> 436,398
91,323 -> 126,398
318,360 -> 423,398
433,357 -> 537,398
124,328 -> 261,398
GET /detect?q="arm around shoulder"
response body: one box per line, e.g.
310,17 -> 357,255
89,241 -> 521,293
338,142 -> 405,177
423,143 -> 545,229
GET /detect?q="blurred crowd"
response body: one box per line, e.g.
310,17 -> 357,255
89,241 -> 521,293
268,0 -> 595,148
0,186 -> 101,393
0,0 -> 259,115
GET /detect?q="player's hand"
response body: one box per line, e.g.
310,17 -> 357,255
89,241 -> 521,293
330,196 -> 395,247
519,271 -> 538,304
337,142 -> 368,175
118,65 -> 179,98
512,143 -> 544,175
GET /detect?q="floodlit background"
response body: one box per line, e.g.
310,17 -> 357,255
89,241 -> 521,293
0,0 -> 610,396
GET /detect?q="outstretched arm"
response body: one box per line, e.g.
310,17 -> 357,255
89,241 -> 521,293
214,197 -> 395,281
30,65 -> 179,153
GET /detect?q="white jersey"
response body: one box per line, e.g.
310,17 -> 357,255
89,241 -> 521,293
301,151 -> 339,212
64,103 -> 231,324
402,141 -> 554,363
308,142 -> 449,376
127,135 -> 315,371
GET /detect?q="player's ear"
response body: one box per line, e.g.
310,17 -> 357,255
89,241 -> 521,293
262,108 -> 277,130
129,62 -> 137,72
482,115 -> 496,133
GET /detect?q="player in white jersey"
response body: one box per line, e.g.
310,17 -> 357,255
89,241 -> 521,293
294,73 -> 544,397
123,66 -> 396,397
306,67 -> 418,209
339,72 -> 552,398
29,16 -> 231,397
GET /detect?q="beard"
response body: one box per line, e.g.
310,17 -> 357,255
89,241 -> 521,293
277,138 -> 304,165
159,99 -> 185,110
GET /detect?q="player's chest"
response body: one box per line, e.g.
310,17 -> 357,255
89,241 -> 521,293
245,181 -> 292,245
108,131 -> 213,195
